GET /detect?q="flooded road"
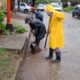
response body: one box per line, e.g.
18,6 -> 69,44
15,12 -> 80,80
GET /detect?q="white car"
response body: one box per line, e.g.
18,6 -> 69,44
37,4 -> 46,11
50,3 -> 62,11
75,4 -> 80,8
15,2 -> 32,13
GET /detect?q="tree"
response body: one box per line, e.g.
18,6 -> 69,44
0,0 -> 7,10
11,0 -> 21,11
61,0 -> 67,2
11,0 -> 15,11
17,0 -> 20,11
61,0 -> 80,2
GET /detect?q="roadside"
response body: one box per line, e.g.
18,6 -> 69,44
0,12 -> 31,80
0,48 -> 21,80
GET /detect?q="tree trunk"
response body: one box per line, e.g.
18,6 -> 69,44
32,0 -> 35,7
17,0 -> 20,11
11,0 -> 15,11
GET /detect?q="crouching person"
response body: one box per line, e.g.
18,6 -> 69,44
25,16 -> 46,54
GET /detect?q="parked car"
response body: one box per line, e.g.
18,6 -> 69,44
75,4 -> 80,8
72,5 -> 80,18
37,4 -> 46,11
15,2 -> 32,13
50,3 -> 62,11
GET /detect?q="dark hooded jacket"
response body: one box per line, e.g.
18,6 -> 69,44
29,19 -> 46,40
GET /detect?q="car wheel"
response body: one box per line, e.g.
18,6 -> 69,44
24,9 -> 28,13
78,15 -> 80,18
41,9 -> 44,11
72,14 -> 75,17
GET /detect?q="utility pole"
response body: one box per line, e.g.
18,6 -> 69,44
6,0 -> 14,32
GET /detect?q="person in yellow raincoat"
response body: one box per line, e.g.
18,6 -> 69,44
45,4 -> 64,63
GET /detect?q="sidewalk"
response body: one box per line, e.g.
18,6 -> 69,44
1,12 -> 31,52
0,12 -> 31,80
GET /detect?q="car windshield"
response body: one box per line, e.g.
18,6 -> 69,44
38,4 -> 44,7
75,7 -> 80,11
51,4 -> 60,8
21,3 -> 25,6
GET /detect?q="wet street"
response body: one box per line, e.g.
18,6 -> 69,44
15,12 -> 80,80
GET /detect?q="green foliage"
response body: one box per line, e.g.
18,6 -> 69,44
0,48 -> 20,80
61,0 -> 67,2
0,48 -> 9,71
0,23 -> 27,34
35,0 -> 53,4
14,25 -> 27,33
0,23 -> 6,33
0,48 -> 6,55
0,48 -> 10,68
63,6 -> 74,12
0,10 -> 5,34
0,23 -> 11,35
3,30 -> 10,35
61,0 -> 80,2
0,0 -> 7,10
0,10 -> 4,22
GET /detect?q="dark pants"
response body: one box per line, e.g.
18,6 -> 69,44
35,37 -> 40,46
30,37 -> 40,52
49,48 -> 61,61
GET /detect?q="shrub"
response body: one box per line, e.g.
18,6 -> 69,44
63,6 -> 74,12
0,48 -> 6,54
0,10 -> 4,22
0,10 -> 5,33
0,23 -> 6,33
14,25 -> 27,33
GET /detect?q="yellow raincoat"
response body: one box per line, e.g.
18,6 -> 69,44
46,4 -> 64,49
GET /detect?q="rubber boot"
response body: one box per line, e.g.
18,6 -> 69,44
53,51 -> 61,63
45,48 -> 53,59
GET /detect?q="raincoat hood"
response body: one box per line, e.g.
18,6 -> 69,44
46,4 -> 55,13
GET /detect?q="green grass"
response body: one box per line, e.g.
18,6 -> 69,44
14,25 -> 27,33
0,48 -> 10,68
0,23 -> 27,35
0,23 -> 6,32
0,48 -> 11,80
0,48 -> 20,80
63,6 -> 74,12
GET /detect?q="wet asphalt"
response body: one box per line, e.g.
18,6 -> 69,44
15,12 -> 80,80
